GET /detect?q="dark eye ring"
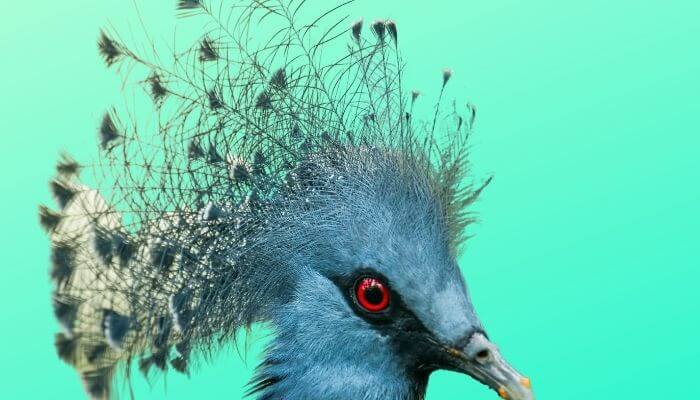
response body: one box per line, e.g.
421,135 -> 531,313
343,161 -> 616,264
354,276 -> 390,312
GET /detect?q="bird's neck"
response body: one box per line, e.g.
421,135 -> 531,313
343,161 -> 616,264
252,348 -> 428,400
248,270 -> 429,400
252,339 -> 429,400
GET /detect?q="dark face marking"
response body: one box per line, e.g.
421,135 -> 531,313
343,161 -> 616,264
328,268 -> 445,372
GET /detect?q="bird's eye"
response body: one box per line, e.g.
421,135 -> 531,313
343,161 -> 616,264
355,277 -> 390,312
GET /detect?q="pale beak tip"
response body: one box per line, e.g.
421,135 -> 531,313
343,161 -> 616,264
520,377 -> 532,389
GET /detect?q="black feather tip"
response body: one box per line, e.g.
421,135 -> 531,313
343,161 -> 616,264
290,124 -> 302,139
371,19 -> 386,43
411,90 -> 420,104
255,91 -> 272,110
152,349 -> 168,371
442,68 -> 453,87
52,296 -> 79,337
169,290 -> 193,333
138,356 -> 153,377
82,368 -> 111,400
86,343 -> 108,363
208,90 -> 223,109
55,333 -> 78,365
97,31 -> 122,67
150,243 -> 176,271
113,233 -> 135,268
93,227 -> 113,266
102,310 -> 131,351
171,356 -> 189,374
188,138 -> 205,160
269,68 -> 287,89
207,144 -> 224,164
50,243 -> 74,288
99,111 -> 121,151
385,19 -> 397,43
148,73 -> 168,102
175,340 -> 191,356
56,153 -> 80,178
351,18 -> 363,42
177,0 -> 201,10
50,179 -> 76,210
467,102 -> 477,128
253,151 -> 266,176
232,162 -> 251,184
39,205 -> 61,233
199,37 -> 218,61
139,349 -> 168,376
154,315 -> 172,350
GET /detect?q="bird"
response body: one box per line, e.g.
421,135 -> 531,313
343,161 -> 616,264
40,1 -> 534,399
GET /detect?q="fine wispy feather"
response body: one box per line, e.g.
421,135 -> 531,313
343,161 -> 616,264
38,1 -> 513,400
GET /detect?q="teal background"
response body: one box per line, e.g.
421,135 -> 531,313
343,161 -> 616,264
1,0 -> 698,398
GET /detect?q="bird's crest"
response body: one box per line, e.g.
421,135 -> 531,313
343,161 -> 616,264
41,1 -> 490,398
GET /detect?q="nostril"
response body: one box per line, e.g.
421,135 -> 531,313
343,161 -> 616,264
464,332 -> 495,364
476,349 -> 490,362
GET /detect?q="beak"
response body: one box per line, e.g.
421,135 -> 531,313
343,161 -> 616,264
444,333 -> 534,400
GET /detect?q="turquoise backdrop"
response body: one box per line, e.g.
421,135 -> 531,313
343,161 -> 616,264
1,0 -> 698,398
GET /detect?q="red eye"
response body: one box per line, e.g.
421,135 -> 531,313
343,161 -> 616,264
355,277 -> 390,312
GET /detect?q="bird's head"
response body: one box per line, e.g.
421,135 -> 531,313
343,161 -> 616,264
46,4 -> 533,399
248,147 -> 533,400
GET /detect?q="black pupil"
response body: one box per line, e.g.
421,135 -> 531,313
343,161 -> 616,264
364,284 -> 384,305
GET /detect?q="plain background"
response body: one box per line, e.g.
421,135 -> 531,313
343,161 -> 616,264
1,0 -> 698,398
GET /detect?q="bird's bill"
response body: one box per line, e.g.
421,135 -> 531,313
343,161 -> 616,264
446,333 -> 534,400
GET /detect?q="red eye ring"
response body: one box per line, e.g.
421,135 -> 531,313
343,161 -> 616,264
355,277 -> 390,312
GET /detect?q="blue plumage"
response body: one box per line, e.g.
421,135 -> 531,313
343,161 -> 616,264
40,1 -> 533,399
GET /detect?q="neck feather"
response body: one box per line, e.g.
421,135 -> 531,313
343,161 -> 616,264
248,270 -> 428,400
